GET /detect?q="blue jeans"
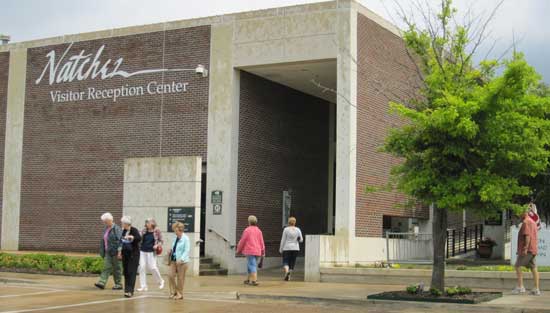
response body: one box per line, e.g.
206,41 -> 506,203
246,255 -> 259,274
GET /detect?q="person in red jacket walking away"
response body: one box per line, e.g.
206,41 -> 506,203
237,215 -> 265,286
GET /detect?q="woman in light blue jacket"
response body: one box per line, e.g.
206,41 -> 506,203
168,221 -> 190,300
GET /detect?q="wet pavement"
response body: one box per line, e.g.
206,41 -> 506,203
1,271 -> 550,313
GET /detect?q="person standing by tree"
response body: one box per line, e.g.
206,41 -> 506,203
513,211 -> 541,295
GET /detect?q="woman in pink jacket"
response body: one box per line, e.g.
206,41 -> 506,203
237,215 -> 265,286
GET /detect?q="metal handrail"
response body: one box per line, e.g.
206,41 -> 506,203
207,228 -> 236,249
446,224 -> 483,258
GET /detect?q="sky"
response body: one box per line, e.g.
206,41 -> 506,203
1,0 -> 548,83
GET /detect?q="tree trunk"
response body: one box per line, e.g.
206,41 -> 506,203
431,206 -> 447,291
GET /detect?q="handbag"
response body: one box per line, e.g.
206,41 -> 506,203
121,229 -> 135,253
121,239 -> 133,253
155,245 -> 163,256
258,256 -> 264,269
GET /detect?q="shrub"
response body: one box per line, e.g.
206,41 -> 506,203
445,287 -> 458,296
82,257 -> 103,274
445,286 -> 472,296
429,287 -> 442,297
406,285 -> 418,294
0,253 -> 102,274
456,286 -> 472,295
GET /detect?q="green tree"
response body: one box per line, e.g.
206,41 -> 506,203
383,0 -> 550,290
524,81 -> 550,221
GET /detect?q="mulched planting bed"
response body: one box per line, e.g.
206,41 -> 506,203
367,291 -> 502,304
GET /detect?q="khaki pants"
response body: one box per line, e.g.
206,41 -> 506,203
168,262 -> 188,297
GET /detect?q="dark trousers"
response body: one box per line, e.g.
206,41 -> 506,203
122,253 -> 140,293
282,250 -> 299,270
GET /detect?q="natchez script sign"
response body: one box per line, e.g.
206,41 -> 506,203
35,42 -> 194,104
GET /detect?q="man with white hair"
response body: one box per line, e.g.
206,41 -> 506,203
95,212 -> 123,290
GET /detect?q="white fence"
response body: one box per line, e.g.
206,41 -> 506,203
386,232 -> 433,264
510,226 -> 550,266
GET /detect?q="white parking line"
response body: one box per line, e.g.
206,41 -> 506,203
0,290 -> 61,298
0,285 -> 61,291
0,295 -> 148,313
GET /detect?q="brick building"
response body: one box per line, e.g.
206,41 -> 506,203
0,1 -> 478,276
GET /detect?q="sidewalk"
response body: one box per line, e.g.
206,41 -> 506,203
2,271 -> 550,312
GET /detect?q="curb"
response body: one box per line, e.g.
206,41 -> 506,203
238,293 -> 550,313
239,293 -> 367,306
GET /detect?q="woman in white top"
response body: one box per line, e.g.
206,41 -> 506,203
279,217 -> 303,281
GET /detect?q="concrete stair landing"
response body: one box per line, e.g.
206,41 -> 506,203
199,257 -> 228,276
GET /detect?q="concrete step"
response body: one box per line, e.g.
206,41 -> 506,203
199,268 -> 228,276
199,257 -> 213,264
199,263 -> 221,270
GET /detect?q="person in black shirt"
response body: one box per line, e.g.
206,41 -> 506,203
120,216 -> 141,298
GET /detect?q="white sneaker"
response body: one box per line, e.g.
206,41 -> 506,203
530,288 -> 541,296
159,280 -> 165,290
511,287 -> 526,294
137,287 -> 148,292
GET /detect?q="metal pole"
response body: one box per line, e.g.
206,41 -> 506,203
386,232 -> 390,264
475,225 -> 478,247
452,229 -> 456,257
464,227 -> 468,253
446,230 -> 449,259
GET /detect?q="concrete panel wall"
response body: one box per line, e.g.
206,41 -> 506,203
204,22 -> 241,272
1,49 -> 26,251
0,52 -> 9,246
205,1 -> 352,271
334,1 -> 357,239
233,4 -> 338,67
305,234 -> 432,281
123,156 -> 202,276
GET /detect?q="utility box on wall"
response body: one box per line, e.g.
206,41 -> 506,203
122,156 -> 202,276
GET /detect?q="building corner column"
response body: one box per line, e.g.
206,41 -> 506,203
205,20 -> 240,271
334,3 -> 357,243
1,48 -> 27,251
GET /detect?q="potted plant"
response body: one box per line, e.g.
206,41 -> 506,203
477,237 -> 497,258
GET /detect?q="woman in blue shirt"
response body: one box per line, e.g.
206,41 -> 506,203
168,221 -> 190,300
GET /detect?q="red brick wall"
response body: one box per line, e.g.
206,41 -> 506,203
19,26 -> 210,252
237,71 -> 330,256
356,13 -> 429,237
0,52 -> 8,244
